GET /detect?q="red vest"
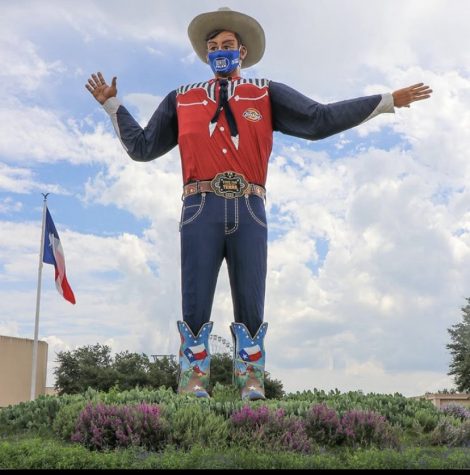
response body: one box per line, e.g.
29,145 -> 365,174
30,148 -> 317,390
176,77 -> 272,186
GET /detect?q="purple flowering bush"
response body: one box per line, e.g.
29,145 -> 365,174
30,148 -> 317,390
229,405 -> 311,454
71,402 -> 169,451
304,404 -> 399,448
304,403 -> 343,446
228,405 -> 398,452
430,417 -> 461,446
431,417 -> 470,447
340,409 -> 399,448
440,404 -> 470,421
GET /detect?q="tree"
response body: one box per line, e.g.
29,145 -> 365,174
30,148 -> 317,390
148,356 -> 179,392
53,348 -> 82,395
54,345 -> 174,395
54,343 -> 116,395
113,351 -> 152,390
264,372 -> 285,399
447,298 -> 470,392
54,344 -> 284,398
209,354 -> 233,388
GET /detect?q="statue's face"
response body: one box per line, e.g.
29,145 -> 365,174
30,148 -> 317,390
206,30 -> 247,60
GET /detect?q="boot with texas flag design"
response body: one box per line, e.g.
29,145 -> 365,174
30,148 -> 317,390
230,322 -> 268,401
177,320 -> 213,398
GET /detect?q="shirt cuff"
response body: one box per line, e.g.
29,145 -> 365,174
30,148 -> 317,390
102,97 -> 121,115
379,92 -> 395,114
360,93 -> 395,125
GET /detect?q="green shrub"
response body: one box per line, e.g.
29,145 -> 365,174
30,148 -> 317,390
342,446 -> 470,469
0,396 -> 63,433
414,409 -> 439,433
3,436 -> 470,469
168,403 -> 229,450
52,400 -> 88,441
97,386 -> 176,405
211,383 -> 239,403
284,390 -> 440,429
6,387 -> 470,460
430,417 -> 461,446
454,419 -> 470,447
0,437 -> 149,469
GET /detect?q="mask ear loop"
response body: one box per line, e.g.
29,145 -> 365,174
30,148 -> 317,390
239,45 -> 246,69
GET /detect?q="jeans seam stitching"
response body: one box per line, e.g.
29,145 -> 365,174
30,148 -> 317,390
180,193 -> 206,228
225,198 -> 239,235
245,196 -> 267,228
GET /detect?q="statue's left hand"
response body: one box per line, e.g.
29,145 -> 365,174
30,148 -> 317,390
392,83 -> 433,108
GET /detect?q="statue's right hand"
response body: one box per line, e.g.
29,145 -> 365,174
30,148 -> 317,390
85,72 -> 117,105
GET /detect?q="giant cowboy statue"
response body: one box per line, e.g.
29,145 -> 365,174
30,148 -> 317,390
86,7 -> 432,401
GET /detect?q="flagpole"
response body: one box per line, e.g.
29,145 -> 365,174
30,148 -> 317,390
31,193 -> 49,401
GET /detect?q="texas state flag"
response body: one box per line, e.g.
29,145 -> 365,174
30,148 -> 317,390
184,344 -> 208,363
239,344 -> 262,362
43,208 -> 76,304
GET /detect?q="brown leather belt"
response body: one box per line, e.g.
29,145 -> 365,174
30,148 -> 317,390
183,171 -> 266,200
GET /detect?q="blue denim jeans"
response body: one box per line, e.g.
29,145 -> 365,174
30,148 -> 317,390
179,192 -> 267,337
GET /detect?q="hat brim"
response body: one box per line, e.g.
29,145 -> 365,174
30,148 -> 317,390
188,9 -> 265,69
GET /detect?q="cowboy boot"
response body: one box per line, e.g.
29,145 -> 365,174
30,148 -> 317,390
230,322 -> 268,401
177,320 -> 213,398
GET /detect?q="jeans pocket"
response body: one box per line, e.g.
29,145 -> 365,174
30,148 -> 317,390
179,193 -> 206,229
244,195 -> 267,228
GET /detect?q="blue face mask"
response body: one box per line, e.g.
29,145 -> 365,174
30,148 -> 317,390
208,49 -> 240,75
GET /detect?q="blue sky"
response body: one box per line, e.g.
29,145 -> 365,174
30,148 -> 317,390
1,0 -> 470,396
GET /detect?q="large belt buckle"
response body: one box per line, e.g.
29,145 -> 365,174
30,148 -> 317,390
210,171 -> 248,199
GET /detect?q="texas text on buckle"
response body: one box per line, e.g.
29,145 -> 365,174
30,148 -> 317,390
211,171 -> 249,199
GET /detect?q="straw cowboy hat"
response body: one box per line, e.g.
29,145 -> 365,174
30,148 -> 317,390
188,7 -> 265,69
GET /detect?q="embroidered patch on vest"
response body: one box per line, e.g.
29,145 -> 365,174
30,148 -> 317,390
243,108 -> 262,122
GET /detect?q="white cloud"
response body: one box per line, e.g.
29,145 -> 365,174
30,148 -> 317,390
389,68 -> 470,178
181,52 -> 197,65
0,99 -> 125,166
146,46 -> 164,57
0,37 -> 64,95
0,0 -> 196,48
257,0 -> 470,97
0,197 -> 22,214
0,320 -> 21,337
0,162 -> 69,195
83,157 -> 181,221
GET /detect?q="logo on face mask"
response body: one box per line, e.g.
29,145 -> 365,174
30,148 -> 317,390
215,57 -> 229,70
208,49 -> 240,74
